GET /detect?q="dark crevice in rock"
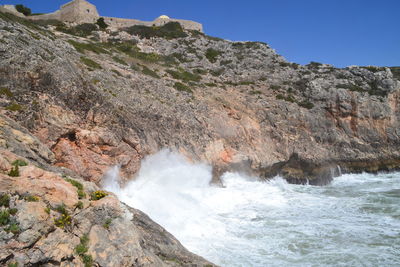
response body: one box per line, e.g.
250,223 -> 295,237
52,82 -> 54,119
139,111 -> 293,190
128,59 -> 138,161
60,130 -> 78,143
50,131 -> 78,151
0,254 -> 14,265
30,259 -> 61,267
60,255 -> 76,263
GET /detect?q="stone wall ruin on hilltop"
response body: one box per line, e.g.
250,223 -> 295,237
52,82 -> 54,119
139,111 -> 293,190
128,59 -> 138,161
2,0 -> 203,32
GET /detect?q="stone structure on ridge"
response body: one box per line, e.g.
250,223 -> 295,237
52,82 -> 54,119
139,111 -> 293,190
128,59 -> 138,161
0,0 -> 203,32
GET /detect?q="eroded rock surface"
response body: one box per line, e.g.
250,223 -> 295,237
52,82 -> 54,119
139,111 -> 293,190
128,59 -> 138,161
0,152 -> 213,266
0,12 -> 400,183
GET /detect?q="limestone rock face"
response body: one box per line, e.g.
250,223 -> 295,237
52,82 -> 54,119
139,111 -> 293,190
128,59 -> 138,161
0,11 -> 399,187
0,152 -> 213,266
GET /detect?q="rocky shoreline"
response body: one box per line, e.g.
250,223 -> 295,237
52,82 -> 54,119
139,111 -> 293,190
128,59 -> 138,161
259,153 -> 400,185
0,113 -> 214,266
0,9 -> 400,265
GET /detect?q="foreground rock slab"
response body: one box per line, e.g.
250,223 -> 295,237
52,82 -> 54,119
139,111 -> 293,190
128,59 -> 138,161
0,151 -> 215,266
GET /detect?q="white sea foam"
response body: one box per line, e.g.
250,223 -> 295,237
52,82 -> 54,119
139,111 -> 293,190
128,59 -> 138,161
104,150 -> 400,267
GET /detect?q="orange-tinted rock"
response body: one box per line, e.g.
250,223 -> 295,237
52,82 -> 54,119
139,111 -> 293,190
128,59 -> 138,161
0,165 -> 79,208
52,128 -> 141,184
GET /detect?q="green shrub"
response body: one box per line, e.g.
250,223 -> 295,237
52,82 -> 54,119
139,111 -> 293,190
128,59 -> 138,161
0,87 -> 13,97
75,234 -> 89,255
75,201 -> 83,209
249,90 -> 262,95
142,66 -> 160,78
205,48 -> 222,63
210,68 -> 224,77
113,41 -> 138,54
285,94 -> 296,103
204,83 -> 217,87
66,178 -> 86,199
111,41 -> 174,65
25,195 -> 39,202
232,41 -> 265,49
0,194 -> 10,207
80,57 -> 102,70
66,178 -> 83,190
0,210 -> 10,225
276,94 -> 285,100
205,35 -> 224,42
166,69 -> 201,82
224,81 -> 236,86
133,51 -> 161,62
5,103 -> 23,112
116,42 -> 161,62
33,19 -> 64,27
298,100 -> 314,109
0,11 -> 50,36
82,254 -> 93,267
78,189 -> 86,199
92,79 -> 101,84
279,62 -> 292,67
368,80 -> 386,97
193,68 -> 207,75
238,81 -> 255,86
9,208 -> 18,215
8,165 -> 19,177
307,61 -> 323,68
124,22 -> 187,39
90,190 -> 108,201
112,56 -> 128,66
55,203 -> 67,214
276,94 -> 298,103
130,63 -> 140,71
44,207 -> 51,214
6,223 -> 20,234
12,159 -> 28,167
75,234 -> 93,267
60,23 -> 97,37
68,40 -> 109,54
15,4 -> 31,16
173,82 -> 193,94
54,204 -> 72,228
336,84 -> 364,92
103,218 -> 112,229
8,262 -> 18,267
291,63 -> 300,69
96,17 -> 108,29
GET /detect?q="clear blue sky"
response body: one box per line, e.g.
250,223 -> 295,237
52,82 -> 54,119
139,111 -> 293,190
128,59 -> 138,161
1,0 -> 399,67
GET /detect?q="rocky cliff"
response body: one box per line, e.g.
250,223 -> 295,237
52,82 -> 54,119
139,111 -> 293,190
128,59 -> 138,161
1,9 -> 400,266
0,13 -> 399,186
0,113 -> 213,266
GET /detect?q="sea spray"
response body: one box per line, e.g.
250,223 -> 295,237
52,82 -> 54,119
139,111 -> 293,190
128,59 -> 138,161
102,165 -> 121,192
104,150 -> 400,267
